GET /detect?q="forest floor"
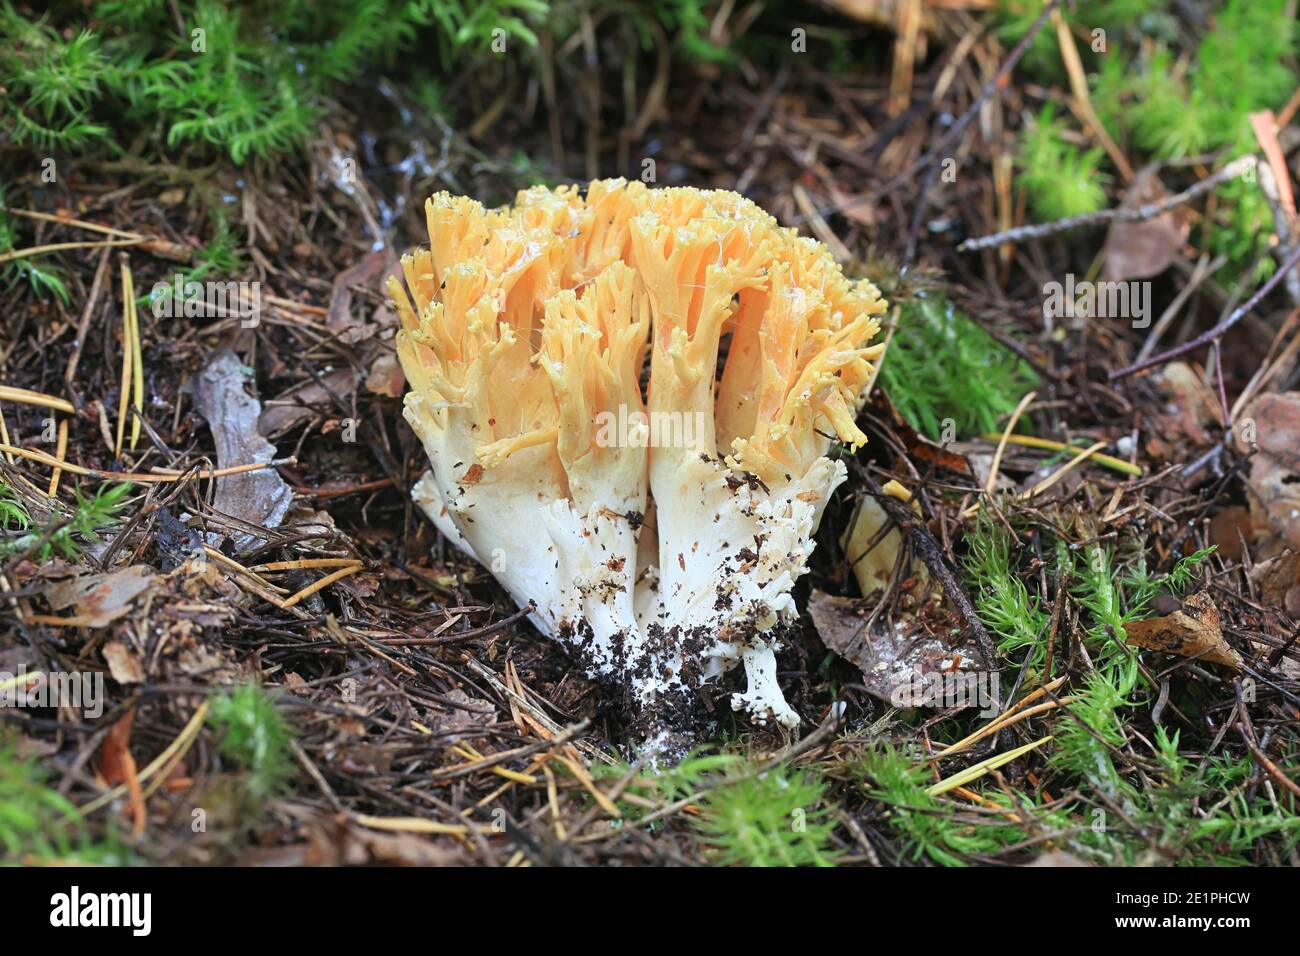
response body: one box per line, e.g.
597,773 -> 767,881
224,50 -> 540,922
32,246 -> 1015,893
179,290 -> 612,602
1,0 -> 1298,866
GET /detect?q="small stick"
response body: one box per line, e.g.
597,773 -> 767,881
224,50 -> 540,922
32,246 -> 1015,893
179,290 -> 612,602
857,465 -> 998,669
958,155 -> 1257,252
65,246 -> 112,389
1110,242 -> 1300,380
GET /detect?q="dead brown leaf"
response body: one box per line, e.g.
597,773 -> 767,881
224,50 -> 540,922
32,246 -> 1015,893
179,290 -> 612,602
808,589 -> 984,707
103,640 -> 145,684
1103,168 -> 1190,281
1251,550 -> 1300,619
1146,361 -> 1219,459
46,565 -> 156,627
1123,590 -> 1243,669
365,352 -> 405,398
192,349 -> 294,548
327,249 -> 399,344
259,367 -> 358,438
1238,392 -> 1300,553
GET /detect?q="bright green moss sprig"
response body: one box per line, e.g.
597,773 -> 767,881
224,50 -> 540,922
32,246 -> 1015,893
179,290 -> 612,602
1017,105 -> 1108,220
880,294 -> 1039,443
0,480 -> 132,562
0,742 -> 128,864
207,684 -> 295,801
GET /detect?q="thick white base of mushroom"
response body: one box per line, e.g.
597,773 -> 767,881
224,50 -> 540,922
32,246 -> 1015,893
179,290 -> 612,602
413,471 -> 476,560
411,452 -> 844,753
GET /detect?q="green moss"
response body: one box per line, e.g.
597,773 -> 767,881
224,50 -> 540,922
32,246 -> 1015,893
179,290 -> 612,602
207,684 -> 295,801
0,741 -> 128,864
880,294 -> 1038,443
1016,105 -> 1108,220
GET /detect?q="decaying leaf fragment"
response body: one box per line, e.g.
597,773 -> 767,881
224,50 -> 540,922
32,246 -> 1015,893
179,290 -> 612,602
1123,590 -> 1243,669
807,589 -> 984,707
1236,392 -> 1300,553
1102,168 -> 1190,282
192,349 -> 294,548
45,565 -> 157,628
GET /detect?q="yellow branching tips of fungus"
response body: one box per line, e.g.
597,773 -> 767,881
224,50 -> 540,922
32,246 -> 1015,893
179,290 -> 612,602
391,180 -> 887,755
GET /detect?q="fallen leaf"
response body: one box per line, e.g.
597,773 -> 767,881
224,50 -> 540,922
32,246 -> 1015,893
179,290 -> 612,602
1123,590 -> 1243,669
297,811 -> 458,866
191,349 -> 294,549
1103,168 -> 1190,281
1250,550 -> 1300,619
1208,505 -> 1252,563
98,709 -> 146,835
327,249 -> 399,344
46,565 -> 156,627
258,367 -> 358,438
1245,551 -> 1300,680
841,496 -> 903,598
425,689 -> 497,737
808,590 -> 986,707
1238,392 -> 1300,553
103,640 -> 145,684
365,352 -> 405,398
98,710 -> 136,787
1025,851 -> 1092,867
1146,361 -> 1219,459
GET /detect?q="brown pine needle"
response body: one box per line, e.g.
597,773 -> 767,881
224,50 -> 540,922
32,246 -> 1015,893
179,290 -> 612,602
114,261 -> 134,458
0,237 -> 144,265
0,442 -> 293,483
0,386 -> 76,414
202,546 -> 291,595
47,418 -> 69,496
351,813 -> 481,837
251,558 -> 362,572
932,676 -> 1070,759
0,207 -> 145,240
0,410 -> 11,465
126,262 -> 144,450
986,390 -> 1037,496
1020,440 -> 1108,500
73,701 -> 210,819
